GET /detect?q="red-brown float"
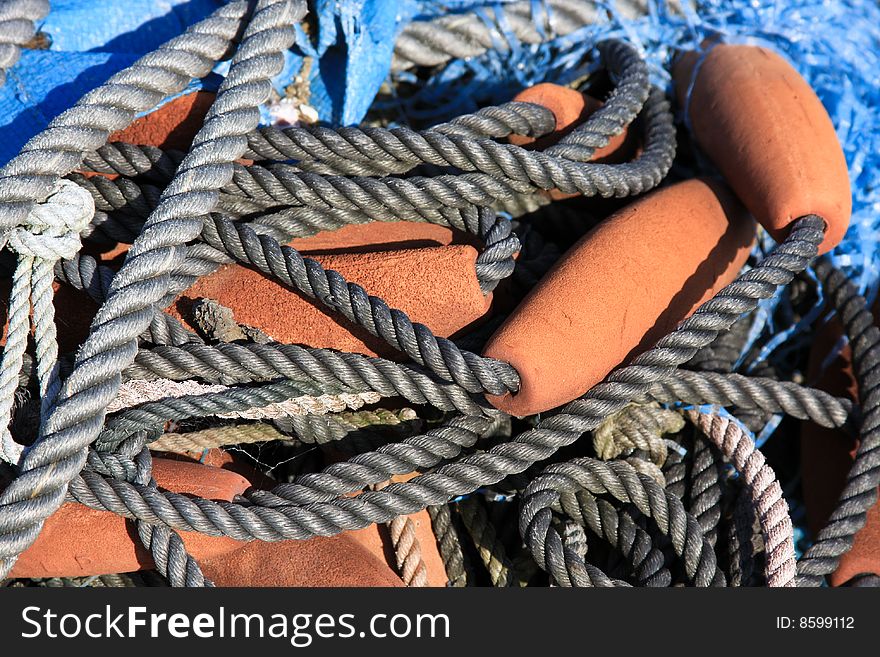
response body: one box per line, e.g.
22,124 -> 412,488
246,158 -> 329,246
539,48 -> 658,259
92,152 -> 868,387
674,43 -> 851,254
483,178 -> 755,417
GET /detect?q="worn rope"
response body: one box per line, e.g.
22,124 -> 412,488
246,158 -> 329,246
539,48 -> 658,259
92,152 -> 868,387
0,180 -> 94,464
391,0 -> 600,71
0,0 -> 304,579
521,458 -> 724,586
427,504 -> 469,587
458,495 -> 518,587
687,410 -> 797,587
387,514 -> 429,587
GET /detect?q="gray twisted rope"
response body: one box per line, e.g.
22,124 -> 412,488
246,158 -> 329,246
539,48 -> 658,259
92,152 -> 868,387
225,94 -> 675,218
521,458 -> 724,586
725,484 -> 762,586
0,0 -> 304,579
391,0 -> 600,71
137,522 -> 214,587
647,370 -> 853,429
560,490 -> 672,586
244,102 -> 559,174
112,335 -> 857,431
69,171 -> 519,294
797,258 -> 880,585
427,504 -> 469,587
554,521 -> 630,587
84,445 -> 212,587
124,342 -> 492,416
97,379 -> 341,450
0,180 -> 95,464
685,434 -> 725,546
198,216 -> 518,393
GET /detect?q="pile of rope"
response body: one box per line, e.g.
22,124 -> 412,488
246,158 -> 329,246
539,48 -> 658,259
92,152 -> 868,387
0,0 -> 876,588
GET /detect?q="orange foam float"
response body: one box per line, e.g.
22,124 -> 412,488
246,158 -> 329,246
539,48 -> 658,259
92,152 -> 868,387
674,43 -> 851,254
483,178 -> 755,417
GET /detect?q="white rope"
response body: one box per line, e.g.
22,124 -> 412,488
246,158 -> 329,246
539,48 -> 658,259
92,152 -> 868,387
686,409 -> 797,587
0,180 -> 94,464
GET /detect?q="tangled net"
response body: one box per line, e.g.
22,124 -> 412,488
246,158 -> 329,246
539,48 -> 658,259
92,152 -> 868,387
0,0 -> 877,588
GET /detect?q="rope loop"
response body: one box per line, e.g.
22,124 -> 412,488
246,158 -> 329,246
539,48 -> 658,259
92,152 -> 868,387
8,180 -> 95,261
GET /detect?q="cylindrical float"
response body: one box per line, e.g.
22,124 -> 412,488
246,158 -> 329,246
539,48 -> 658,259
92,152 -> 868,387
509,83 -> 638,200
483,178 -> 755,417
674,43 -> 851,254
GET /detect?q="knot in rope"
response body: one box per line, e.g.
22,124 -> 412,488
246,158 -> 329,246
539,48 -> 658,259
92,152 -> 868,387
592,402 -> 685,465
0,180 -> 95,464
8,180 -> 94,260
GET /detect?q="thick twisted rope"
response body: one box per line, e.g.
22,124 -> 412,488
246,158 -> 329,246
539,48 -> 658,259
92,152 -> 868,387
80,40 -> 661,206
387,514 -> 429,587
560,491 -> 672,586
121,341 -> 493,416
244,103 -> 559,174
685,434 -> 725,546
520,458 -> 723,586
69,172 -> 519,294
84,445 -> 212,587
427,504 -> 469,587
391,0 -> 600,71
0,0 -> 304,579
725,486 -> 762,587
647,370 -> 853,429
458,495 -> 518,586
0,180 -> 94,464
687,410 -> 796,587
196,216 -> 519,394
137,522 -> 214,587
225,91 -> 675,215
113,337 -> 856,429
248,39 -> 646,177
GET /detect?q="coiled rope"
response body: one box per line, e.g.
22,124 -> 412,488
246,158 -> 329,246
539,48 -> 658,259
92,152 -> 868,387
0,0 -> 875,589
